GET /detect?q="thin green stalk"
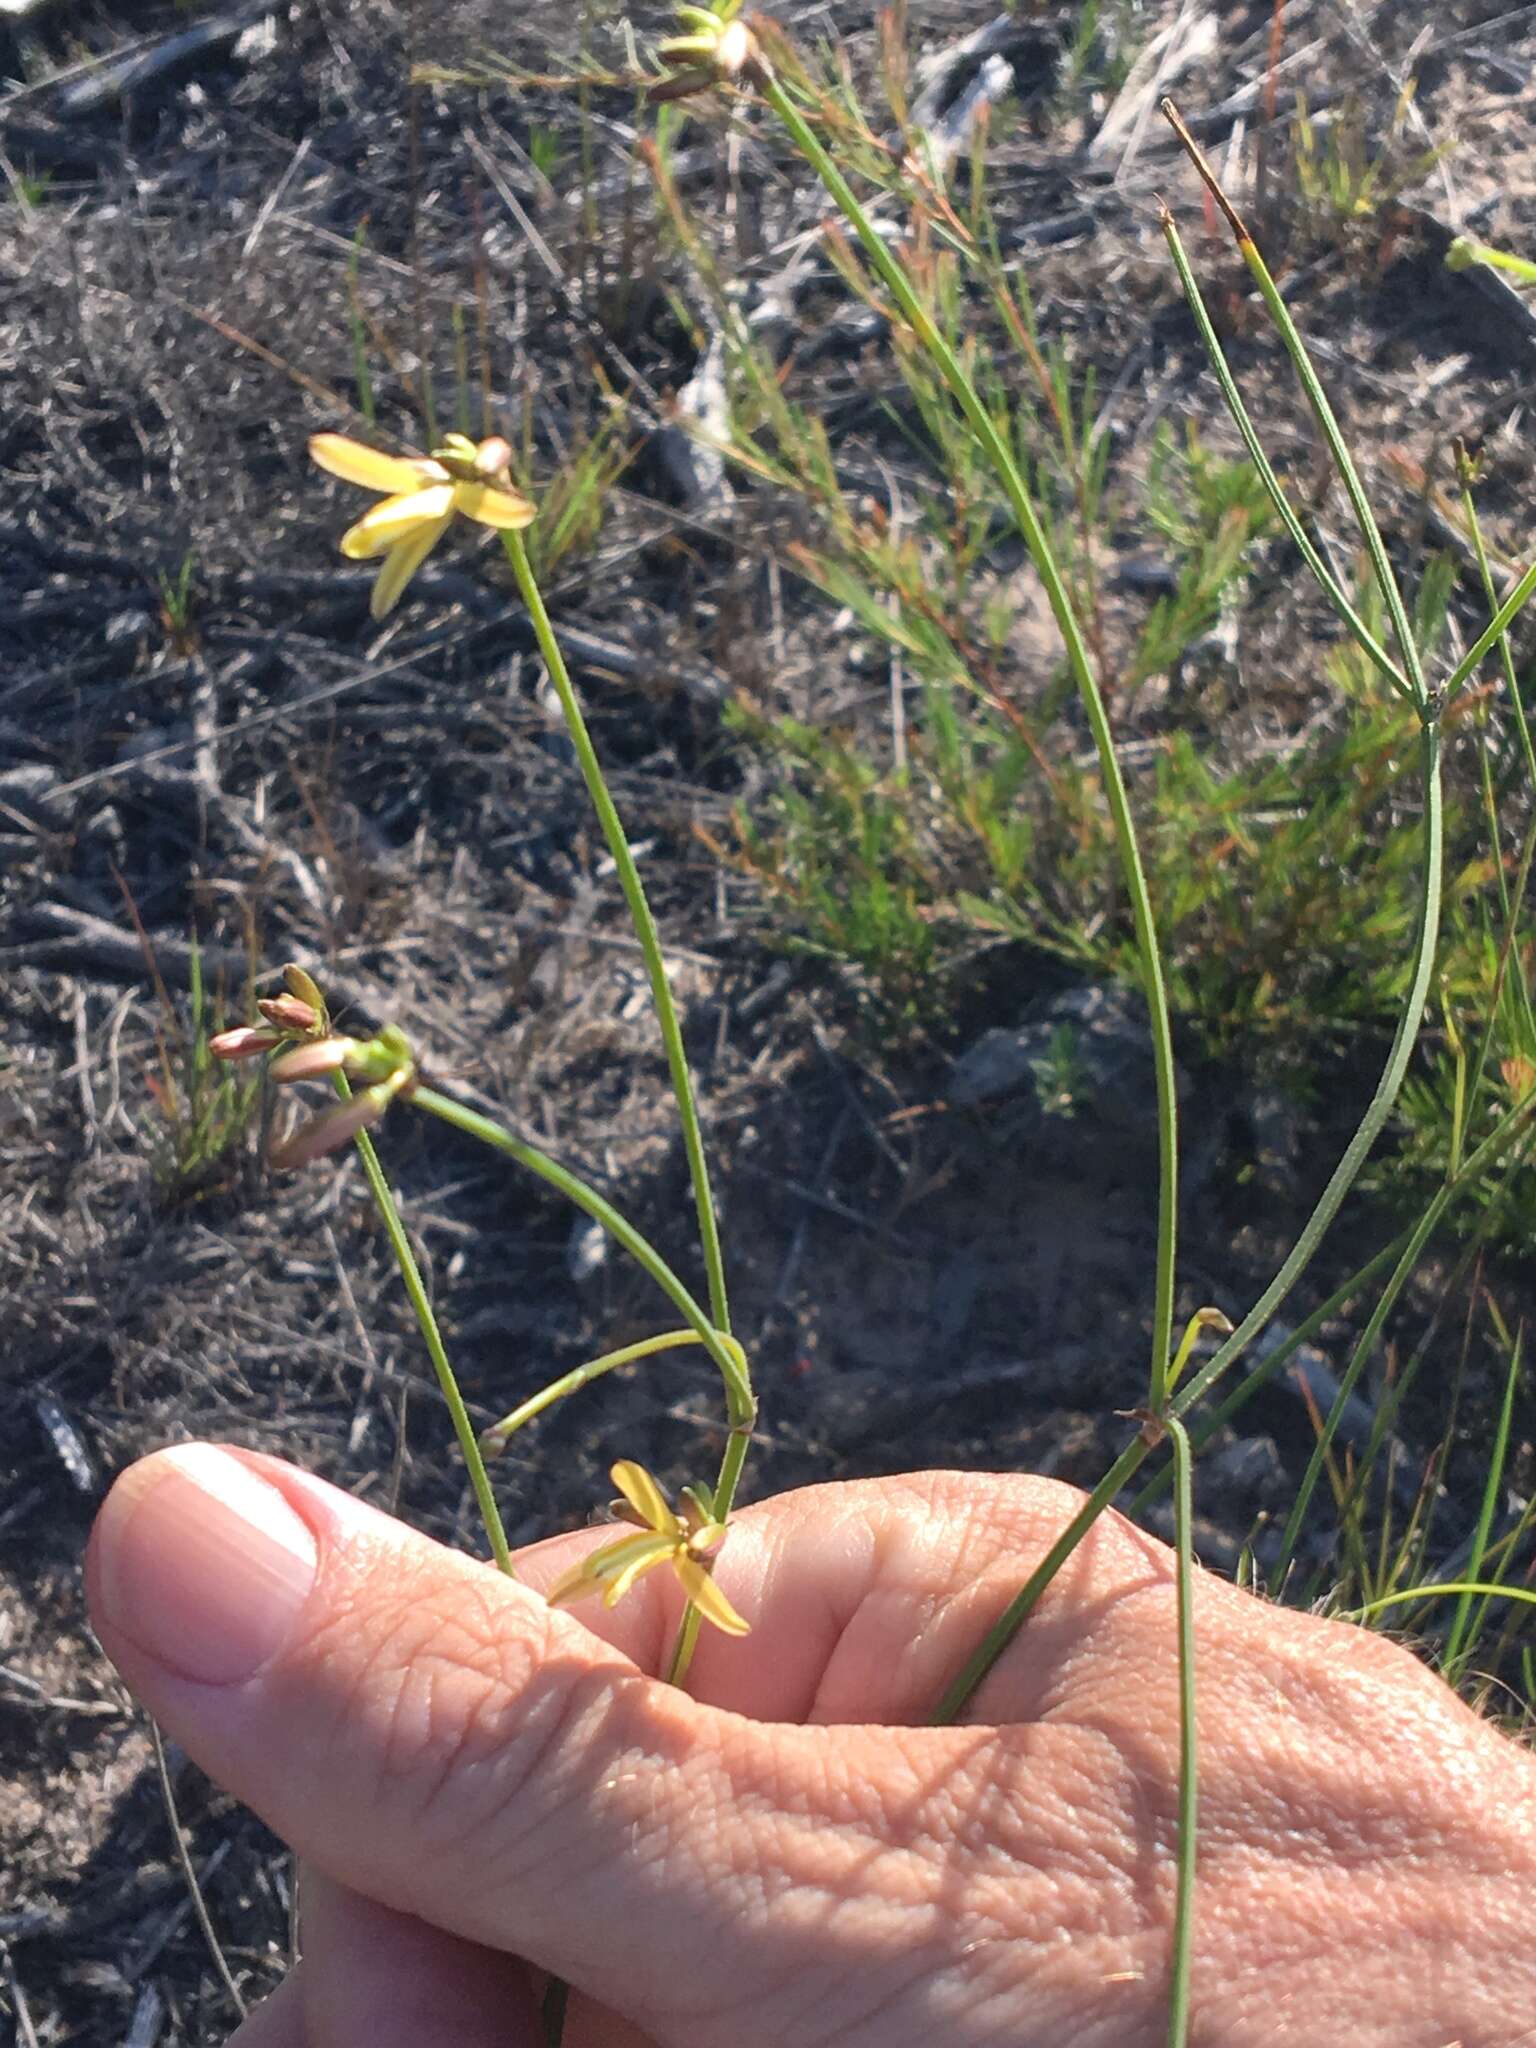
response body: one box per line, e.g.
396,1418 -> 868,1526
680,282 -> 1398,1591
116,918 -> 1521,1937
1443,556 -> 1536,704
931,1436 -> 1152,1723
480,1330 -> 708,1451
1174,725 -> 1444,1418
1273,1103 -> 1536,1587
150,1716 -> 247,2020
338,1075 -> 512,1575
1160,214 -> 1410,703
411,1083 -> 751,1423
1161,104 -> 1426,708
1461,472 -> 1536,790
1165,1415 -> 1197,2048
501,529 -> 732,1340
1344,1580 -> 1536,1624
760,67 -> 1179,1409
1444,1326 -> 1522,1675
1238,241 -> 1425,703
1133,1089 -> 1536,1520
1131,1236 -> 1408,1517
1269,1064 -> 1464,1583
936,118 -> 1454,1721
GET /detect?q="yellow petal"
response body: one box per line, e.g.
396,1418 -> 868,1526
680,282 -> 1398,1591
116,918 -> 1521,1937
545,1533 -> 667,1610
341,484 -> 457,560
545,1559 -> 602,1610
610,1460 -> 675,1536
370,514 -> 452,618
309,433 -> 443,494
675,1556 -> 750,1636
451,479 -> 537,531
602,1541 -> 674,1608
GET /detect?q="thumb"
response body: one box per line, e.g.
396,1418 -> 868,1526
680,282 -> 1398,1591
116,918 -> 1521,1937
85,1444 -> 981,2038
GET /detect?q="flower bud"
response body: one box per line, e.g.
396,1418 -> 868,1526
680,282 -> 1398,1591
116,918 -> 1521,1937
269,1036 -> 359,1083
257,994 -> 320,1033
209,1025 -> 282,1061
283,963 -> 328,1020
269,1087 -> 386,1170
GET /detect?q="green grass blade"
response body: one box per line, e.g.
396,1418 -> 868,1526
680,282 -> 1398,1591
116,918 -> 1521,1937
1346,1580 -> 1536,1623
1460,468 -> 1536,788
479,1329 -> 710,1452
1127,1233 -> 1410,1519
1444,1325 -> 1522,1675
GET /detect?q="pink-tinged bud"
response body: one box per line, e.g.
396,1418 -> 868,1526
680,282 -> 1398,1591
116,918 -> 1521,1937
209,1025 -> 282,1061
472,435 -> 514,479
269,1087 -> 386,1170
257,994 -> 320,1032
269,1036 -> 358,1083
283,963 -> 328,1019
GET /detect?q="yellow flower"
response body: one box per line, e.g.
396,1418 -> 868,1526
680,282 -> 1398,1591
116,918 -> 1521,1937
309,432 -> 535,619
546,1460 -> 750,1637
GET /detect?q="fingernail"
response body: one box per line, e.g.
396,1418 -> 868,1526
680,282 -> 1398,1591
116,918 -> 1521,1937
94,1445 -> 319,1685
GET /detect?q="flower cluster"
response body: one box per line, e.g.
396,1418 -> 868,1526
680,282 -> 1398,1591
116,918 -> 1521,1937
212,969 -> 417,1168
209,963 -> 328,1063
547,1459 -> 749,1636
310,432 -> 535,619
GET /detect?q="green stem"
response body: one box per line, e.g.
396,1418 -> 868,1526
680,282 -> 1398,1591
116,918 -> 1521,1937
337,1075 -> 512,1575
1344,1580 -> 1536,1624
411,1084 -> 752,1423
930,1436 -> 1152,1723
1173,723 -> 1445,1418
1161,215 -> 1411,703
502,528 -> 732,1339
1163,106 -> 1427,711
1164,1415 -> 1197,2048
1460,483 -> 1536,785
1235,233 -> 1426,706
480,1330 -> 708,1451
1131,1080 -> 1536,1518
760,66 -> 1179,1411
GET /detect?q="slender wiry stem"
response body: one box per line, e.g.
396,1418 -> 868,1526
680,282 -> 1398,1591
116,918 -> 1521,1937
502,529 -> 732,1340
758,65 -> 1180,1416
337,1073 -> 512,1574
411,1085 -> 752,1420
480,1331 -> 709,1452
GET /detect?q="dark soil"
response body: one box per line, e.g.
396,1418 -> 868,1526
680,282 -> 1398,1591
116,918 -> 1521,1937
4,0 -> 1536,2038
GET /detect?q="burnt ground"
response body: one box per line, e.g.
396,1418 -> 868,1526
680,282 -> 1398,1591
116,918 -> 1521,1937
4,0 -> 1536,2038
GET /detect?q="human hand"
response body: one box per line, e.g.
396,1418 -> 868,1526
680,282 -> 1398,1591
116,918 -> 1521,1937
87,1448 -> 1536,2047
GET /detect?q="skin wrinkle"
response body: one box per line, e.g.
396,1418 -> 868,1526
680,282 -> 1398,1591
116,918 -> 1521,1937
90,1459 -> 1536,2048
